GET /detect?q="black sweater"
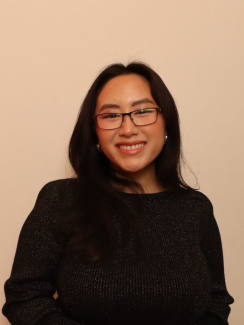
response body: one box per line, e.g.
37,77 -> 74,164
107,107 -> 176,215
2,179 -> 234,325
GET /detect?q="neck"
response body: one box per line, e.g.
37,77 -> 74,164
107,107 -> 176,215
132,173 -> 164,193
115,163 -> 164,194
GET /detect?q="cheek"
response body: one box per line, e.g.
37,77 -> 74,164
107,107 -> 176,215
150,123 -> 166,155
96,129 -> 114,151
96,128 -> 105,144
151,119 -> 166,142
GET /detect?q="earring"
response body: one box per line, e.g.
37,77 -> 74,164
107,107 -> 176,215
96,143 -> 102,152
165,133 -> 168,142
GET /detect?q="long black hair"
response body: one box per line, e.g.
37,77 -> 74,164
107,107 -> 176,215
68,62 -> 194,262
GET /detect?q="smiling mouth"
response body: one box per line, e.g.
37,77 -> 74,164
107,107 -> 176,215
118,143 -> 146,150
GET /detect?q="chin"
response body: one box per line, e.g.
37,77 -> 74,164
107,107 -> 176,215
117,164 -> 145,175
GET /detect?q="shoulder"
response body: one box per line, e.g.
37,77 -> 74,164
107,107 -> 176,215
175,188 -> 213,214
29,178 -> 79,224
36,178 -> 79,204
39,178 -> 78,194
171,189 -> 218,234
23,179 -> 79,236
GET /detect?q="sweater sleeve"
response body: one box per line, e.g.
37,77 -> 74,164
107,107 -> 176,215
2,180 -> 84,325
195,193 -> 234,325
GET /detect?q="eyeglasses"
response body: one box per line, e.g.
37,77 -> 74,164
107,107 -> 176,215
94,107 -> 161,130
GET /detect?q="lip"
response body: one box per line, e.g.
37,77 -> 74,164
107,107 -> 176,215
115,141 -> 147,155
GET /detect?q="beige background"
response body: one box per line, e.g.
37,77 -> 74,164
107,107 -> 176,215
1,1 -> 243,324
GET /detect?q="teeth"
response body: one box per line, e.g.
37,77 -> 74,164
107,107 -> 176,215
119,143 -> 145,150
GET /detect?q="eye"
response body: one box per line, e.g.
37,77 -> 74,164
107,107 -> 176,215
134,108 -> 154,115
101,113 -> 121,119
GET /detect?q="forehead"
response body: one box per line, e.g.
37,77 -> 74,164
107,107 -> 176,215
97,74 -> 152,103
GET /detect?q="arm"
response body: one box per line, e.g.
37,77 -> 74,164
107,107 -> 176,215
196,193 -> 234,325
2,180 -> 84,325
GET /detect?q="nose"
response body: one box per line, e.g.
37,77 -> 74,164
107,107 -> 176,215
118,115 -> 139,137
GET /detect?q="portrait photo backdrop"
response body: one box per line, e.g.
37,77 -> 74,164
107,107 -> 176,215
1,1 -> 243,324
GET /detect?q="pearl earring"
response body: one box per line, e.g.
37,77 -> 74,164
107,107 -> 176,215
96,143 -> 102,152
165,133 -> 168,142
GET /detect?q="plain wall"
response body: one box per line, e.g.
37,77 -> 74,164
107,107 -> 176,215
1,1 -> 243,324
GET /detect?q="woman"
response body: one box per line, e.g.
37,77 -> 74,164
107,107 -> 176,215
2,62 -> 234,325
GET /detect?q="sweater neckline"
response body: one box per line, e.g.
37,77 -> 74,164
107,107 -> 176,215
120,187 -> 182,199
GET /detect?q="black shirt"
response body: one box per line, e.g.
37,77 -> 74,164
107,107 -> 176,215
2,179 -> 234,325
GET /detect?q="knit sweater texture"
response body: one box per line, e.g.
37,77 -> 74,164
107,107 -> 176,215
3,179 -> 234,325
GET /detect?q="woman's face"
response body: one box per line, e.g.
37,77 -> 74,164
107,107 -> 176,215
95,74 -> 166,177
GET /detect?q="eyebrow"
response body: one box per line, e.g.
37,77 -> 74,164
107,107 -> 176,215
99,98 -> 155,112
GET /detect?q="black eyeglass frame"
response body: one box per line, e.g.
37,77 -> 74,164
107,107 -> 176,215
94,107 -> 162,130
